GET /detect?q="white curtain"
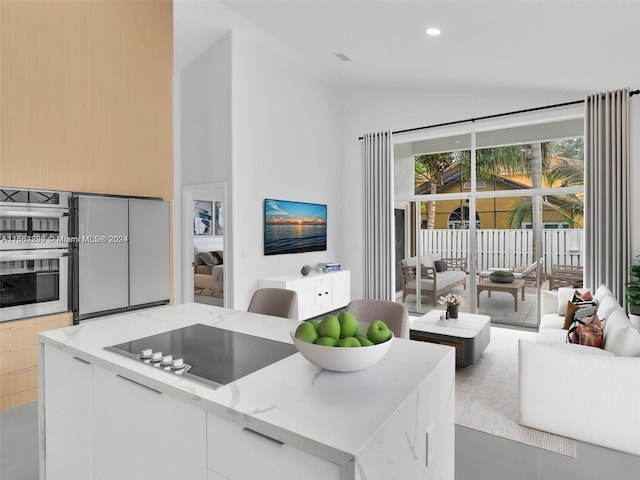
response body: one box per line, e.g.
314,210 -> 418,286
584,88 -> 631,304
362,131 -> 394,301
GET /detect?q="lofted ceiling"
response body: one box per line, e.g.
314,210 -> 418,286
174,0 -> 640,95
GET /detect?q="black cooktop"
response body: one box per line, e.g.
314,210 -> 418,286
105,324 -> 297,388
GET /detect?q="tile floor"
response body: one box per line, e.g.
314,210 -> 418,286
2,401 -> 639,479
400,278 -> 544,328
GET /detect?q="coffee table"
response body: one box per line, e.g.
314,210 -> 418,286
477,278 -> 525,312
409,310 -> 491,367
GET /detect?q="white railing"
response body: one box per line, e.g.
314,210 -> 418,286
421,229 -> 584,273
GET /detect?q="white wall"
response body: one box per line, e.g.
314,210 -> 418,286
180,32 -> 233,186
230,27 -> 343,309
177,33 -> 233,304
174,7 -> 640,307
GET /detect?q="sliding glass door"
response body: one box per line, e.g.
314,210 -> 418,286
396,117 -> 584,327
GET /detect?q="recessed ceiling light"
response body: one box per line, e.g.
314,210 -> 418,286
425,28 -> 441,36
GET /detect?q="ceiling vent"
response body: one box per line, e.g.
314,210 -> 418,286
333,52 -> 352,62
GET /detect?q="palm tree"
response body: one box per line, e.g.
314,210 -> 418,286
414,153 -> 458,229
414,139 -> 584,230
506,154 -> 585,229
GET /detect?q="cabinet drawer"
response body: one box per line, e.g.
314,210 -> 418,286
1,313 -> 72,353
206,413 -> 339,480
0,366 -> 38,397
0,387 -> 37,410
0,346 -> 36,374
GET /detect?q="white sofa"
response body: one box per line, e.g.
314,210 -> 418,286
518,285 -> 640,456
400,254 -> 467,305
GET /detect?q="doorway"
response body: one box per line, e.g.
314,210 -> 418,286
394,208 -> 406,293
398,117 -> 584,327
182,183 -> 227,307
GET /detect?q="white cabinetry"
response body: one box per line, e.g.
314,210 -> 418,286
206,412 -> 339,480
93,367 -> 207,480
258,270 -> 350,320
43,345 -> 94,480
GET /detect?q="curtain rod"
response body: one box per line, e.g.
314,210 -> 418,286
358,89 -> 639,140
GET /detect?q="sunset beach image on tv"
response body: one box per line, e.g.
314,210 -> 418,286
264,199 -> 327,255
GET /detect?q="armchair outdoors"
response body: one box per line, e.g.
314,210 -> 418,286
400,255 -> 467,306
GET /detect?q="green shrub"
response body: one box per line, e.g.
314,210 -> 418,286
626,257 -> 640,313
490,270 -> 514,277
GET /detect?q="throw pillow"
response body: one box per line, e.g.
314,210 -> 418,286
572,289 -> 593,303
563,301 -> 598,330
602,309 -> 640,356
567,314 -> 604,348
211,250 -> 223,265
596,295 -> 619,320
594,284 -> 613,303
562,302 -> 580,330
198,252 -> 215,266
563,302 -> 580,330
433,260 -> 448,272
557,288 -> 577,315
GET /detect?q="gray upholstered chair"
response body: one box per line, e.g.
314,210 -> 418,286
346,299 -> 410,339
247,288 -> 298,320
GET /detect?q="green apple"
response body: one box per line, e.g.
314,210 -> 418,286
337,337 -> 361,347
318,315 -> 340,340
294,322 -> 319,344
338,311 -> 358,338
316,336 -> 338,347
309,320 -> 320,330
355,335 -> 374,347
367,320 -> 392,344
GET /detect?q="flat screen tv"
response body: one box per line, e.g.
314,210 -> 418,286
264,198 -> 327,256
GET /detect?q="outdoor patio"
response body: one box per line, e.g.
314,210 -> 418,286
398,276 -> 550,328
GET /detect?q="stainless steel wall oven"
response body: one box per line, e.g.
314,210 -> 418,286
0,188 -> 70,321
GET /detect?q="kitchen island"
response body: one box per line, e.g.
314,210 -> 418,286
38,303 -> 455,480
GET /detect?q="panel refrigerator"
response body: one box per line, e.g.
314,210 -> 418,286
71,195 -> 170,322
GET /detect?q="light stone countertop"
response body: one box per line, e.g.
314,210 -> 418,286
38,302 -> 454,467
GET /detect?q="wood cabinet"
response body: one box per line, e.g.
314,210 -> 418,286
258,270 -> 351,320
206,413 -> 339,480
42,344 -> 94,480
0,312 -> 72,411
0,0 -> 173,200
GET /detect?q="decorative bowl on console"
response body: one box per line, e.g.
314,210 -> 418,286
490,270 -> 515,283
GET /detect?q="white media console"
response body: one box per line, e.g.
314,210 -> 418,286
258,270 -> 351,320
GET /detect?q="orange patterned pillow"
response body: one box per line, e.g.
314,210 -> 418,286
567,314 -> 604,348
573,289 -> 593,302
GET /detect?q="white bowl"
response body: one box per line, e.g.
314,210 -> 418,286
290,321 -> 393,372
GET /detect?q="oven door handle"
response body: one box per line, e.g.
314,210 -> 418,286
0,208 -> 68,218
0,249 -> 69,260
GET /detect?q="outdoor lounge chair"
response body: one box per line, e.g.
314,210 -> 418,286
479,258 -> 543,285
548,264 -> 583,290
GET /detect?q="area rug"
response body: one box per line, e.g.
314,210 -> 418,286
455,326 -> 577,457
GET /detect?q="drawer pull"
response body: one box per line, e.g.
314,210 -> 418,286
242,427 -> 284,447
10,366 -> 35,375
72,356 -> 91,365
116,374 -> 162,395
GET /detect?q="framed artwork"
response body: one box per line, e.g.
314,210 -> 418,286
194,200 -> 213,235
215,202 -> 224,235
